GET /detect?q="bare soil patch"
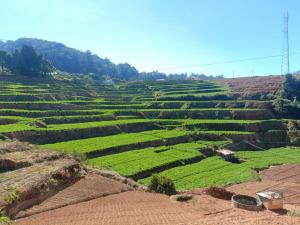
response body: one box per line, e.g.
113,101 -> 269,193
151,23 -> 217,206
220,76 -> 284,96
16,191 -> 204,225
261,164 -> 300,183
16,190 -> 300,225
15,164 -> 300,225
228,164 -> 300,206
196,207 -> 300,225
15,173 -> 131,219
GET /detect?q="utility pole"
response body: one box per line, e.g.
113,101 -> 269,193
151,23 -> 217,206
281,12 -> 290,75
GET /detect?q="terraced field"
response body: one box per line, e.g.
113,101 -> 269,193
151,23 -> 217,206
140,146 -> 300,190
0,75 -> 297,190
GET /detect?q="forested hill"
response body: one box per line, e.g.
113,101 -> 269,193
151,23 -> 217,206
0,38 -> 138,80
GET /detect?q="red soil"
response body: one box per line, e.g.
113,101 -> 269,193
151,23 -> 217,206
16,191 -> 300,225
16,191 -> 204,225
16,174 -> 130,219
220,76 -> 284,95
16,164 -> 300,225
228,164 -> 300,206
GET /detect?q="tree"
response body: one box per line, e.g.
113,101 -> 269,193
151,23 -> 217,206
273,97 -> 286,113
282,74 -> 300,100
18,45 -> 41,76
10,46 -> 53,77
168,73 -> 187,80
139,71 -> 167,81
116,63 -> 139,80
0,51 -> 10,73
148,174 -> 176,195
0,39 -> 141,80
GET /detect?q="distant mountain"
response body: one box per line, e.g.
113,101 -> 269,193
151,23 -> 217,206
0,38 -> 138,80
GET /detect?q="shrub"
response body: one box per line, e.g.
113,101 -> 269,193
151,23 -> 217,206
4,189 -> 20,204
173,194 -> 193,202
251,170 -> 262,182
0,208 -> 11,225
287,120 -> 300,131
0,215 -> 12,225
148,174 -> 176,195
70,150 -> 87,162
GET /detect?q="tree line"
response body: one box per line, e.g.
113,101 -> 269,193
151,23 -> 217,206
0,38 -> 139,80
0,38 -> 223,81
0,45 -> 53,77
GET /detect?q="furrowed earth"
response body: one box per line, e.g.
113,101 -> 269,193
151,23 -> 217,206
0,75 -> 300,224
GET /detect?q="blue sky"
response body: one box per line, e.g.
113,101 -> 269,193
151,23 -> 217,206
1,0 -> 300,77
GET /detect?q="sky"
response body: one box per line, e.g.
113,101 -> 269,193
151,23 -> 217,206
1,0 -> 300,77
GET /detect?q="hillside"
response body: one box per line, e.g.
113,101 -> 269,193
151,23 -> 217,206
1,75 -> 300,224
0,38 -> 138,79
0,75 -> 298,189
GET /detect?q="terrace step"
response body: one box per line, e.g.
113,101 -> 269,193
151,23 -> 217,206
41,114 -> 116,124
0,102 -> 86,110
136,109 -> 274,120
129,155 -> 204,180
4,121 -> 162,144
226,130 -> 290,150
85,134 -> 195,158
0,109 -> 103,118
184,120 -> 285,132
0,155 -> 85,218
0,150 -> 61,171
15,174 -> 130,219
84,132 -> 226,158
144,101 -> 272,110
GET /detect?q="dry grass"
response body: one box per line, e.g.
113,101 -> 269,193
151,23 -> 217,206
220,76 -> 284,97
0,141 -> 33,154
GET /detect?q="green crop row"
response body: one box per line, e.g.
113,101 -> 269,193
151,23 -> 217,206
0,118 -> 161,133
44,119 -> 158,130
0,109 -> 104,118
156,92 -> 229,101
140,147 -> 300,190
41,129 -> 193,154
0,116 -> 271,134
86,141 -> 228,178
161,88 -> 226,96
87,142 -> 203,176
40,114 -> 115,124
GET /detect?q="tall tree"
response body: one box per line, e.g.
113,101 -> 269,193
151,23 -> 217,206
0,51 -> 8,73
10,45 -> 53,77
18,45 -> 41,76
